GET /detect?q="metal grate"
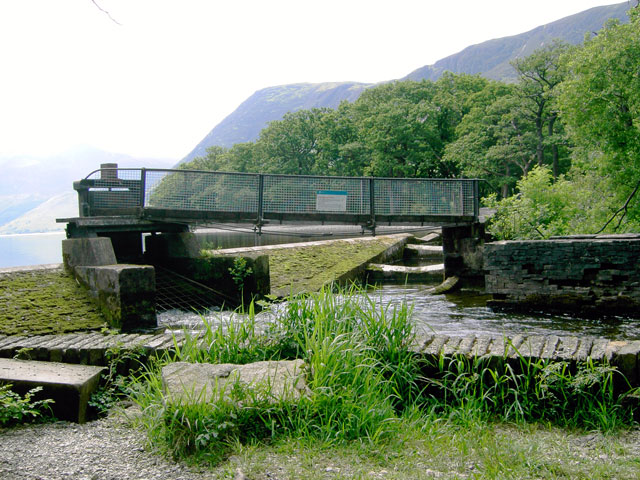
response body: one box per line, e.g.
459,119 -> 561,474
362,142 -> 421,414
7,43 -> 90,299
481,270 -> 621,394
374,179 -> 469,216
154,266 -> 234,313
145,170 -> 259,212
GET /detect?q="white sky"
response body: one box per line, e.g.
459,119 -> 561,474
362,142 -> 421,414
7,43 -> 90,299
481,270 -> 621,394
0,0 -> 625,160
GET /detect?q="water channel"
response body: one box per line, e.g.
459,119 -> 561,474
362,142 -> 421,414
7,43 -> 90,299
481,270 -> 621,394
157,226 -> 640,341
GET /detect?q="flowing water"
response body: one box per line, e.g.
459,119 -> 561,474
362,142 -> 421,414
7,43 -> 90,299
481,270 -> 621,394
158,283 -> 640,341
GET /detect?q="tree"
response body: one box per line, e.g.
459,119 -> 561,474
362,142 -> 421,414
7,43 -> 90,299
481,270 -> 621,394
256,108 -> 330,175
558,9 -> 640,227
444,82 -> 530,197
512,40 -> 571,178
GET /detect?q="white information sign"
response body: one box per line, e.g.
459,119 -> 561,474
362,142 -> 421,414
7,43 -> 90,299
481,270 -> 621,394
316,190 -> 348,212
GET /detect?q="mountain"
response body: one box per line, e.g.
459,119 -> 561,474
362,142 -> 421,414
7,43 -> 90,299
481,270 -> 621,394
183,3 -> 630,163
181,82 -> 371,164
0,192 -> 77,235
404,3 -> 629,82
0,146 -> 176,233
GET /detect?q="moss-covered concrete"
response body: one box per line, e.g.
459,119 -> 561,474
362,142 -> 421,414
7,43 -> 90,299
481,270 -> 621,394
0,267 -> 106,336
258,235 -> 408,297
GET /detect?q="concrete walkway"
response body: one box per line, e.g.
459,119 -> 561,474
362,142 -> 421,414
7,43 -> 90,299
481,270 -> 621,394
1,331 -> 639,385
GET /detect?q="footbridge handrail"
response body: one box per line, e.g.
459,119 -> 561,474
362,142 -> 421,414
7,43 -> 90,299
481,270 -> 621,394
73,167 -> 480,228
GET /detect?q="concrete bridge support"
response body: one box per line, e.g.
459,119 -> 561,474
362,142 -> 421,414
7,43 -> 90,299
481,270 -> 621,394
441,222 -> 486,287
62,237 -> 156,332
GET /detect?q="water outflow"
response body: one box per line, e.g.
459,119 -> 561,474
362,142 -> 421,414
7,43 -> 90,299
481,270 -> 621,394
157,285 -> 640,341
156,226 -> 640,341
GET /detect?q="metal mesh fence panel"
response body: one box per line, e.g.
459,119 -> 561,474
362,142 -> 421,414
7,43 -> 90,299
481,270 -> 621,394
85,168 -> 142,209
262,175 -> 371,215
145,170 -> 259,213
373,179 -> 466,216
81,168 -> 477,220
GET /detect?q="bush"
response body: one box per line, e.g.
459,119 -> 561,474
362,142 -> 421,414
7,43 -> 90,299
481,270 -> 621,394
0,384 -> 54,427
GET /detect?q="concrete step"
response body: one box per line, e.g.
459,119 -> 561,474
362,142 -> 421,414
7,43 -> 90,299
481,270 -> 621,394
366,263 -> 444,283
0,358 -> 105,423
415,232 -> 441,245
404,244 -> 443,259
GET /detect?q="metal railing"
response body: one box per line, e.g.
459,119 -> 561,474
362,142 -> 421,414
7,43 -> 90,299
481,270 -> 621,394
73,167 -> 479,227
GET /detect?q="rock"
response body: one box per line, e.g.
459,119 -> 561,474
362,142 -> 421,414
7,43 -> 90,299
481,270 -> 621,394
162,359 -> 307,405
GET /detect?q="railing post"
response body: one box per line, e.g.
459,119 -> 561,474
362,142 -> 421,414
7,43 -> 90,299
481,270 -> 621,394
369,177 -> 376,235
473,179 -> 479,220
139,168 -> 147,209
256,173 -> 264,234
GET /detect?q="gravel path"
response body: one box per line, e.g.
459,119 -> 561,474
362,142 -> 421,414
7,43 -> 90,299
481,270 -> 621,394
0,412 -> 217,480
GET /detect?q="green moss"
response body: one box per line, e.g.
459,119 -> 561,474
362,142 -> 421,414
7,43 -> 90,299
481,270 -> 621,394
266,237 -> 401,296
0,268 -> 107,336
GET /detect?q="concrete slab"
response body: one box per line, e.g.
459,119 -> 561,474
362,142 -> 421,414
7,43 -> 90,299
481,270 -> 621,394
0,358 -> 105,423
366,263 -> 444,283
162,360 -> 307,405
404,244 -> 443,258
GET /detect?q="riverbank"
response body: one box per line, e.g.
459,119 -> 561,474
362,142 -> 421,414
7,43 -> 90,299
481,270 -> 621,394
1,409 -> 639,480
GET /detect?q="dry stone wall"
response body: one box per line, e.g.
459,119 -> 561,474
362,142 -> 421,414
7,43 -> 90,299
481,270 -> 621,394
484,234 -> 640,316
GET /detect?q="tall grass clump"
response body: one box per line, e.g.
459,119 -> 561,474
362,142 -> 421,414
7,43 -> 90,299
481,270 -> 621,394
128,287 -> 638,465
422,345 -> 638,431
129,285 -> 422,463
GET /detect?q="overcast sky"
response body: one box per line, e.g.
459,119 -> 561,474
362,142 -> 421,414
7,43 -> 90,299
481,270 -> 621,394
0,0 -> 625,160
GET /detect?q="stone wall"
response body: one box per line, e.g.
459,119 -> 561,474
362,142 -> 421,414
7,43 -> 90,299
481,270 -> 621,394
484,234 -> 640,316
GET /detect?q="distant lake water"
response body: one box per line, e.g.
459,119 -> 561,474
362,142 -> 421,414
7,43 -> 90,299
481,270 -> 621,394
0,232 -> 66,268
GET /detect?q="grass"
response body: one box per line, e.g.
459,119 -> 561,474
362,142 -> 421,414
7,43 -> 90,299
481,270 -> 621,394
199,422 -> 640,479
123,286 -> 639,474
0,267 -> 106,335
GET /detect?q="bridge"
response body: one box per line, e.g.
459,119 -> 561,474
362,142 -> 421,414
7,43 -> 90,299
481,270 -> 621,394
61,165 -> 480,238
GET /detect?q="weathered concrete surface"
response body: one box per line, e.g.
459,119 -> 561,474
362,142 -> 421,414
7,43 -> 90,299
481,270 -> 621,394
0,332 -> 179,365
162,360 -> 307,404
0,358 -> 105,423
485,234 -> 640,317
416,232 -> 441,244
366,263 -> 444,284
62,237 -> 117,271
211,234 -> 411,297
3,332 -> 640,385
75,264 -> 156,332
404,244 -> 443,259
442,222 -> 486,287
62,237 -> 157,331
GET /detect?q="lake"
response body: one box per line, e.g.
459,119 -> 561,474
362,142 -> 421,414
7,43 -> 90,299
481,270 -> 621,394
0,231 -> 66,268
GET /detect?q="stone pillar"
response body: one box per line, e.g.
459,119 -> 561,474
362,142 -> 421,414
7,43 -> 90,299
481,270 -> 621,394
62,237 -> 117,272
62,236 -> 157,331
441,222 -> 485,287
75,264 -> 156,332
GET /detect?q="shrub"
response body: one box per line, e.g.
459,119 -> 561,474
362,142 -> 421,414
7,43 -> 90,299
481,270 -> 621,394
0,384 -> 54,427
